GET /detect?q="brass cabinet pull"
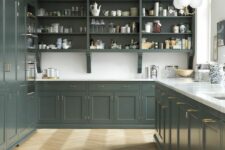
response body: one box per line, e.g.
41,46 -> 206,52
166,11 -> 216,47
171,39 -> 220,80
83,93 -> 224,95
168,96 -> 176,100
187,109 -> 198,112
176,102 -> 185,105
202,119 -> 217,123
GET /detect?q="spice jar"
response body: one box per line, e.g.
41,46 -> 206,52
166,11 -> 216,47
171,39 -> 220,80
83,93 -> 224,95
153,20 -> 161,33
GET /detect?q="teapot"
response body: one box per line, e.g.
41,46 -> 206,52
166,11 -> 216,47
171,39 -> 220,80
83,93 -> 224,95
90,2 -> 101,16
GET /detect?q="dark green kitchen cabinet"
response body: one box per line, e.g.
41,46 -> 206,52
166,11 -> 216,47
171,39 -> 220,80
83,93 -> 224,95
202,116 -> 221,150
37,82 -> 155,128
27,93 -> 38,132
89,92 -> 114,124
0,0 -> 3,82
0,90 -> 6,150
155,88 -> 160,134
163,97 -> 170,150
222,122 -> 225,150
177,104 -> 189,150
16,0 -> 26,82
39,92 -> 61,124
141,81 -> 155,125
5,87 -> 18,149
188,110 -> 202,150
17,85 -> 28,139
141,94 -> 155,125
114,92 -> 140,124
4,0 -> 17,82
169,97 -> 179,150
61,92 -> 86,124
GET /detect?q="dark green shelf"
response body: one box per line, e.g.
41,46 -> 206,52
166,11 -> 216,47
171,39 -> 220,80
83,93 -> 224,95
90,33 -> 139,35
37,16 -> 86,19
38,0 -> 85,3
90,16 -> 139,19
140,49 -> 193,53
142,32 -> 192,35
37,33 -> 86,35
38,49 -> 87,52
89,49 -> 193,53
142,16 -> 193,19
90,0 -> 139,2
142,0 -> 173,3
27,49 -> 193,53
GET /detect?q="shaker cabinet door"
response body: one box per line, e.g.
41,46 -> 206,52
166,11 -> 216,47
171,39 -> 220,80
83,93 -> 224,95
189,111 -> 202,150
38,92 -> 61,123
17,85 -> 28,139
4,0 -> 17,81
178,104 -> 189,150
61,92 -> 86,123
89,92 -> 114,124
0,0 -> 3,82
16,0 -> 26,82
114,92 -> 139,124
0,90 -> 6,150
202,118 -> 221,150
141,95 -> 155,125
5,89 -> 18,149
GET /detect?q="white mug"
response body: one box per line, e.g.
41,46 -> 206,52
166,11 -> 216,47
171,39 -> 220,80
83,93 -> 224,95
117,10 -> 122,16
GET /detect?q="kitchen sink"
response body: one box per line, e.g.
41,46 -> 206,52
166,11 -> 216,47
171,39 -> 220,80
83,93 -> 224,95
213,97 -> 225,100
201,92 -> 225,100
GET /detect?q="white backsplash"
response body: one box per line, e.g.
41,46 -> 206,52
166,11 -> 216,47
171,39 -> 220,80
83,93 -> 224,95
40,52 -> 188,79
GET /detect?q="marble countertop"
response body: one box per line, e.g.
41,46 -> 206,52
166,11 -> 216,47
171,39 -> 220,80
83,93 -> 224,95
158,78 -> 225,114
36,78 -> 225,114
35,78 -> 156,81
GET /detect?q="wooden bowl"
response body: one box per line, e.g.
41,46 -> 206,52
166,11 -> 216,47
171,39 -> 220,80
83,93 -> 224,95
176,69 -> 194,77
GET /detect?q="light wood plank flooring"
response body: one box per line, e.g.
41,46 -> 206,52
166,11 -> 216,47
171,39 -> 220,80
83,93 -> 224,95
15,129 -> 157,150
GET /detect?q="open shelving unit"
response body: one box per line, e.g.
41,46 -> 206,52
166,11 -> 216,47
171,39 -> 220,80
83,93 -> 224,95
34,0 -> 195,73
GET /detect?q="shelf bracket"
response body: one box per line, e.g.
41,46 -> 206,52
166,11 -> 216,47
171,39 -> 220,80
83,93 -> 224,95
36,51 -> 42,73
137,53 -> 142,74
86,52 -> 91,73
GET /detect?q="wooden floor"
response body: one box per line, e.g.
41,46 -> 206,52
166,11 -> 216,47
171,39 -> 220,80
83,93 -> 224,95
15,129 -> 157,150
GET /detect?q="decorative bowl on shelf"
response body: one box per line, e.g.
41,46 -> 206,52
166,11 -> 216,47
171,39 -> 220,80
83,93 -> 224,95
176,69 -> 194,77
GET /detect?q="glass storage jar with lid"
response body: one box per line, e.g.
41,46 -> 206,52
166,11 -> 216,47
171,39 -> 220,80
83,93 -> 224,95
153,20 -> 161,33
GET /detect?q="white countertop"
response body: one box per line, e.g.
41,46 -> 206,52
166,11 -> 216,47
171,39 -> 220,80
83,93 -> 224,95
35,78 -> 156,81
158,78 -> 225,114
36,78 -> 225,114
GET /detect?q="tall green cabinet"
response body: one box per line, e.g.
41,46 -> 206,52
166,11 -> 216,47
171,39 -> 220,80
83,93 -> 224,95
0,0 -> 38,149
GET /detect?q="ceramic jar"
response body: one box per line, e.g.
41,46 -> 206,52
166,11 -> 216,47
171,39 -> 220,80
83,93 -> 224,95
173,25 -> 179,33
153,20 -> 161,33
209,64 -> 224,84
180,24 -> 186,33
145,22 -> 153,33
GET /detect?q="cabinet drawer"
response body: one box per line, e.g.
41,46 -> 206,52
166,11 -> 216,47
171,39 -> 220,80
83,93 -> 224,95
89,83 -> 139,91
61,83 -> 86,91
37,82 -> 86,91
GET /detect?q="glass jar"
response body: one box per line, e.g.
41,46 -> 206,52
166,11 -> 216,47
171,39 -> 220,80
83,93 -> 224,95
153,20 -> 161,33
